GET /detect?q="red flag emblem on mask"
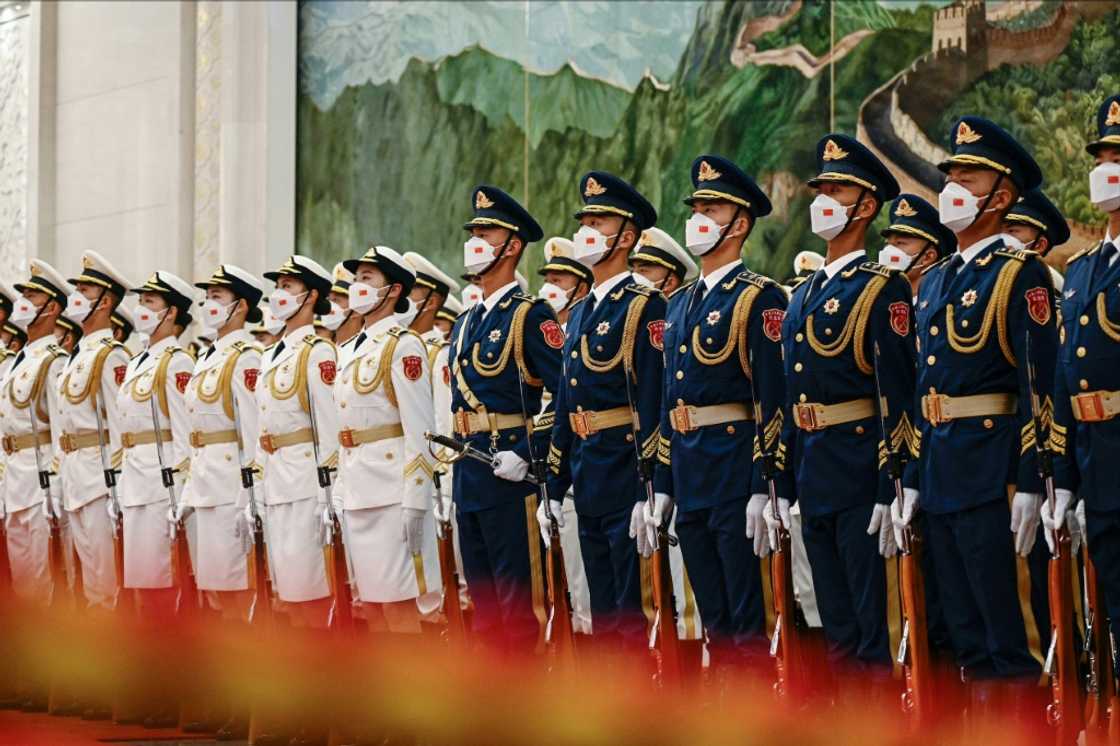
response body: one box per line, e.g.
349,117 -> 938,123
889,301 -> 910,337
540,320 -> 565,349
402,355 -> 423,381
762,309 -> 785,342
1025,287 -> 1051,326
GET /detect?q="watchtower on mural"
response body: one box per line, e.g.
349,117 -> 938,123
932,0 -> 987,55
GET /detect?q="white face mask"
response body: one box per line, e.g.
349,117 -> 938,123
461,284 -> 483,309
538,282 -> 570,313
262,308 -> 285,335
347,282 -> 384,316
268,288 -> 307,321
572,225 -> 616,268
134,306 -> 168,336
685,212 -> 726,256
463,236 -> 502,275
1090,162 -> 1120,213
396,298 -> 419,327
63,290 -> 95,325
10,297 -> 43,331
809,194 -> 856,241
878,245 -> 915,271
630,272 -> 655,289
199,298 -> 236,333
939,181 -> 995,233
320,301 -> 348,331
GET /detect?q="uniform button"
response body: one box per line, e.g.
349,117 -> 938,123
675,371 -> 684,380
570,378 -> 578,386
1080,315 -> 1090,326
625,433 -> 634,442
929,386 -> 937,395
595,345 -> 603,352
386,452 -> 394,460
824,328 -> 832,336
855,426 -> 864,435
726,425 -> 735,435
794,363 -> 803,372
571,351 -> 577,358
487,352 -> 494,359
706,337 -> 713,345
340,402 -> 346,408
1080,379 -> 1089,391
799,394 -> 807,403
679,344 -> 687,353
225,454 -> 232,461
795,333 -> 804,342
930,326 -> 939,336
509,434 -> 517,443
983,419 -> 993,430
927,355 -> 936,365
961,319 -> 969,329
1077,347 -> 1087,358
303,451 -> 311,458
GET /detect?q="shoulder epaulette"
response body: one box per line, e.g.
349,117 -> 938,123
46,343 -> 67,357
1066,241 -> 1101,265
623,283 -> 655,298
512,292 -> 539,305
99,337 -> 125,351
669,279 -> 697,299
230,340 -> 263,355
735,271 -> 776,290
301,333 -> 335,350
994,247 -> 1038,262
857,261 -> 898,278
787,275 -> 809,290
921,256 -> 952,276
387,326 -> 425,345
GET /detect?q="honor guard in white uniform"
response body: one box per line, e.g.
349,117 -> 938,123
257,255 -> 339,627
1,261 -> 72,606
434,296 -> 462,341
0,323 -> 27,360
181,265 -> 265,621
54,316 -> 83,353
110,305 -> 137,353
325,263 -> 363,347
333,246 -> 440,632
115,272 -> 195,614
56,251 -> 133,612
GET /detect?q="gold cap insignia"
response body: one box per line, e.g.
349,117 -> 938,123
895,198 -> 918,217
822,139 -> 849,161
697,160 -> 722,182
1106,100 -> 1120,127
584,176 -> 606,197
82,255 -> 93,268
29,263 -> 41,276
474,190 -> 494,210
639,231 -> 656,247
955,121 -> 982,144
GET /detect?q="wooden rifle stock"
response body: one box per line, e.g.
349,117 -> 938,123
769,520 -> 802,698
435,517 -> 466,642
649,524 -> 680,687
1082,550 -> 1118,743
172,522 -> 198,613
46,514 -> 67,604
544,517 -> 575,660
249,518 -> 273,626
1046,523 -> 1082,743
326,516 -> 354,631
897,526 -> 932,725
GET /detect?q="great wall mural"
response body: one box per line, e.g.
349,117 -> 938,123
297,0 -> 1120,283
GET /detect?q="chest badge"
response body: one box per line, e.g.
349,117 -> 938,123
824,297 -> 840,315
488,329 -> 502,343
706,310 -> 721,326
960,289 -> 978,307
596,321 -> 611,335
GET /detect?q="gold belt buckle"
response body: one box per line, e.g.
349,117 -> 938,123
1074,393 -> 1106,423
189,431 -> 203,448
60,433 -> 73,453
570,410 -> 593,439
923,394 -> 947,426
121,432 -> 135,449
339,429 -> 356,448
454,410 -> 471,436
259,433 -> 276,454
794,403 -> 822,431
671,402 -> 695,433
1,436 -> 12,455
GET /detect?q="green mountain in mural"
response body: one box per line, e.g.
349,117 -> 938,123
297,0 -> 929,283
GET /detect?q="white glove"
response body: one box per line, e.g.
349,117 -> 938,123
1041,489 -> 1076,555
1009,491 -> 1042,557
643,493 -> 674,552
867,503 -> 897,558
629,501 -> 651,558
762,497 -> 792,552
746,494 -> 771,558
1067,507 -> 1083,556
492,451 -> 529,482
170,501 -> 193,524
1076,499 -> 1087,545
105,497 -> 120,522
319,503 -> 335,546
890,488 -> 919,548
433,494 -> 452,524
536,499 -> 564,548
401,507 -> 426,556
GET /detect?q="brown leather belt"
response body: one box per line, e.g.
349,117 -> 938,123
569,406 -> 633,439
1,430 -> 51,455
121,429 -> 173,449
59,430 -> 101,453
258,428 -> 314,454
669,401 -> 753,433
921,392 -> 1017,427
453,410 -> 527,437
190,429 -> 239,448
1070,390 -> 1120,423
793,398 -> 880,431
338,423 -> 404,448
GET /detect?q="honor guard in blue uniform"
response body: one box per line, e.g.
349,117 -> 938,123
1051,93 -> 1120,628
629,227 -> 697,297
449,185 -> 563,652
648,155 -> 789,669
897,117 -> 1058,697
1003,189 -> 1072,300
776,134 -> 915,676
879,194 -> 957,301
544,171 -> 663,648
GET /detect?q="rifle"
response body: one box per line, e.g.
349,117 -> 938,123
304,362 -> 352,631
231,387 -> 271,626
430,468 -> 465,642
27,393 -> 66,605
1083,551 -> 1118,743
513,359 -> 574,660
1026,333 -> 1082,743
747,348 -> 803,700
149,388 -> 197,613
92,379 -> 125,609
622,355 -> 679,686
424,432 -> 541,485
872,342 -> 931,723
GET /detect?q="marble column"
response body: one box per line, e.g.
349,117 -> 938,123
0,4 -> 30,278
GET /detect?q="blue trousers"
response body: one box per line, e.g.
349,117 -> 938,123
1087,508 -> 1120,629
456,498 -> 541,653
925,499 -> 1044,680
675,497 -> 767,667
801,502 -> 892,669
577,504 -> 646,646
